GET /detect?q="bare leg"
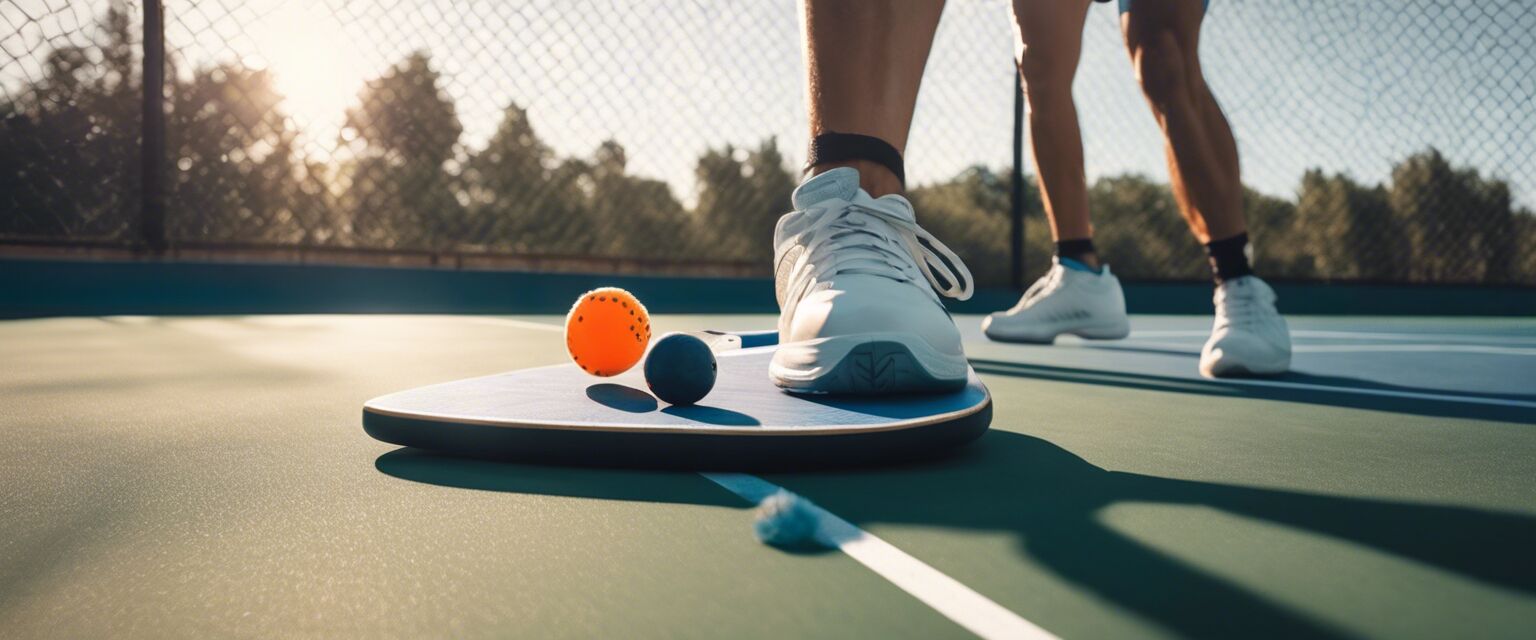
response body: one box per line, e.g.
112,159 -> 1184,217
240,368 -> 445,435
1122,1 -> 1244,243
803,0 -> 946,197
1011,0 -> 1097,265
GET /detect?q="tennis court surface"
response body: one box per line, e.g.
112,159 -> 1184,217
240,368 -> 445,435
3,311 -> 1532,638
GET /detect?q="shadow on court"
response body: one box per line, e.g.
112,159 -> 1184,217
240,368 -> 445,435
376,431 -> 1536,639
587,383 -> 763,425
1077,342 -> 1536,403
969,358 -> 1536,424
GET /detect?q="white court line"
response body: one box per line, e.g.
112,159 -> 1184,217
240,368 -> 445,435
469,318 -> 1055,636
1293,344 -> 1536,355
702,473 -> 1058,640
463,317 -> 564,332
1289,329 -> 1536,344
1116,340 -> 1536,357
1130,329 -> 1536,344
473,317 -> 1534,408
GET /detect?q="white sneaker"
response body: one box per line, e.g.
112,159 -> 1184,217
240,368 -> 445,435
982,258 -> 1131,343
1200,275 -> 1292,378
771,167 -> 974,395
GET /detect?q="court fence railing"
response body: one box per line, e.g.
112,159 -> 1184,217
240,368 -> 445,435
3,1 -> 1533,288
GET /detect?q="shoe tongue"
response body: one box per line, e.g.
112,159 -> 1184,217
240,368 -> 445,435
1218,276 -> 1267,305
1221,276 -> 1255,294
792,167 -> 861,209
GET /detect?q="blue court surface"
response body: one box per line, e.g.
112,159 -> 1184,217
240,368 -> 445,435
1,312 -> 1532,638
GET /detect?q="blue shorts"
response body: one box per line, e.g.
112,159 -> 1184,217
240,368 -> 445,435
1109,0 -> 1210,14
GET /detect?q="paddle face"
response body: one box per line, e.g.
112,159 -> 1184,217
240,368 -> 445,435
362,347 -> 991,471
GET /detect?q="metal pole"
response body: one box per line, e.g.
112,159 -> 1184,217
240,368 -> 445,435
1009,69 -> 1025,291
141,0 -> 167,251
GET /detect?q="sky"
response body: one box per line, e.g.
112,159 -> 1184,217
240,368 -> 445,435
4,0 -> 1534,208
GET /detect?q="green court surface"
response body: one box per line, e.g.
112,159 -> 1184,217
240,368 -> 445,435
2,313 -> 1533,638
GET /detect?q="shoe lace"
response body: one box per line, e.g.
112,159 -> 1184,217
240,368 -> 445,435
785,198 -> 974,305
1214,282 -> 1264,328
1016,265 -> 1065,310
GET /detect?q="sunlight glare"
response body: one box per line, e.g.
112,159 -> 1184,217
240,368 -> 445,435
245,3 -> 367,150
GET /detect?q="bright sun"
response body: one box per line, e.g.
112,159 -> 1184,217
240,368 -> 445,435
245,3 -> 368,147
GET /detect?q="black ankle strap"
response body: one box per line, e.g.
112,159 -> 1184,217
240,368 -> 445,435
805,132 -> 906,188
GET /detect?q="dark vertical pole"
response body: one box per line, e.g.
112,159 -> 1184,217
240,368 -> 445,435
141,0 -> 167,251
1009,69 -> 1025,291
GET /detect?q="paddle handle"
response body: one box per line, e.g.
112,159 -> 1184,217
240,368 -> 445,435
685,329 -> 780,352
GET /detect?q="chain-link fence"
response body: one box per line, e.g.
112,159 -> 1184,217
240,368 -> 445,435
4,1 -> 1533,286
1058,0 -> 1536,286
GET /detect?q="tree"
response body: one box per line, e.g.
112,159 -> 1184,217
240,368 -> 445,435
166,64 -> 308,243
463,103 -> 583,252
1388,149 -> 1517,283
582,140 -> 691,258
340,52 -> 465,250
1086,175 -> 1205,280
0,4 -> 139,240
1243,187 -> 1304,278
1513,210 -> 1536,285
1290,170 -> 1402,280
906,166 -> 1023,288
692,138 -> 796,262
3,8 -> 1531,288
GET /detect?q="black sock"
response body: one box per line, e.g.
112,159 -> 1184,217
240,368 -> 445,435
805,132 -> 906,188
1205,232 -> 1254,284
1055,238 -> 1098,267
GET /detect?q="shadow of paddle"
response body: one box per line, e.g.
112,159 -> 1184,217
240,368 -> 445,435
376,448 -> 740,507
377,431 -> 1536,638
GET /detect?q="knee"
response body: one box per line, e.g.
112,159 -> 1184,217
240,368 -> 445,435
1017,46 -> 1076,106
1131,31 -> 1191,106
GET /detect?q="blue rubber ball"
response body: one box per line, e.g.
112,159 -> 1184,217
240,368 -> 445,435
644,333 -> 717,405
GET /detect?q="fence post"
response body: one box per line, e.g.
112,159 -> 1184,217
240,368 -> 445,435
141,0 -> 167,251
1009,69 -> 1025,291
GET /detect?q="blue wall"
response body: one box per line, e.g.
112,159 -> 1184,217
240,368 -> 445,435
3,258 -> 1531,318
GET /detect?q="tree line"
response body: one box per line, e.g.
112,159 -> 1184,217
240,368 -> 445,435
3,6 -> 1532,285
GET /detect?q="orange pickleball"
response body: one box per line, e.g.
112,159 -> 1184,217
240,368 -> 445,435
565,287 -> 651,377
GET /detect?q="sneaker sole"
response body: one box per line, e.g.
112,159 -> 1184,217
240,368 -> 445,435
1200,356 -> 1290,379
984,319 -> 1131,344
771,336 -> 968,395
